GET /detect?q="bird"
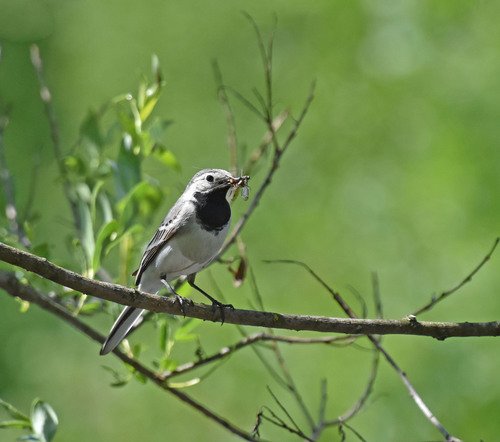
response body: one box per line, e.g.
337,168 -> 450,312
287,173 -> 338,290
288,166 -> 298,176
100,168 -> 249,355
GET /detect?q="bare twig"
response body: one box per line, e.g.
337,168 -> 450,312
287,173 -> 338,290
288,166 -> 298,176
260,406 -> 314,441
163,333 -> 356,379
0,107 -> 31,248
339,422 -> 367,442
412,237 -> 500,316
220,81 -> 315,257
325,349 -> 380,426
266,387 -> 305,436
243,13 -> 280,154
0,271 -> 256,441
0,243 -> 499,342
270,341 -> 315,430
243,110 -> 288,175
30,44 -> 80,231
249,269 -> 326,432
372,272 -> 383,319
268,259 -> 463,442
213,60 -> 239,175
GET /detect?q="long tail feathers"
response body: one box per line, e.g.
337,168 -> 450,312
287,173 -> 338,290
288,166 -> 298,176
100,306 -> 145,355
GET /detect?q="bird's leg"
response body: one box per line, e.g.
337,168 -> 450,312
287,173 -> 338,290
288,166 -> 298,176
160,277 -> 189,317
187,274 -> 233,324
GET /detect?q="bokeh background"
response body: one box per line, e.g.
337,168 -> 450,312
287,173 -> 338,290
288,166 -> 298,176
1,0 -> 500,440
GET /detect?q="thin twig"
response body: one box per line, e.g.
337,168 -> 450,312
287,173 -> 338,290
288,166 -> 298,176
250,269 -> 319,431
30,44 -> 80,231
220,81 -> 315,257
268,259 -> 463,442
162,333 -> 356,379
266,387 -> 305,436
0,107 -> 31,248
325,349 -> 380,426
244,110 -> 288,175
260,406 -> 314,441
0,272 -> 256,441
213,60 -> 239,175
339,422 -> 367,442
208,270 -> 289,389
412,238 -> 500,316
372,272 -> 383,319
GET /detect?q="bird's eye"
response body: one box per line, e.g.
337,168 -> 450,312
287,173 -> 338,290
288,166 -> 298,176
206,175 -> 214,182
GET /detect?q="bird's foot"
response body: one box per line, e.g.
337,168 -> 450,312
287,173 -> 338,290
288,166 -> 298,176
174,294 -> 189,317
210,299 -> 234,325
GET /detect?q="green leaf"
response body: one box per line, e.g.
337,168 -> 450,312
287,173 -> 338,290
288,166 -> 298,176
98,192 -> 113,224
15,297 -> 30,313
133,371 -> 147,384
101,366 -> 130,388
103,224 -> 143,256
116,181 -> 162,222
0,398 -> 29,421
78,301 -> 102,316
31,243 -> 50,259
154,148 -> 180,171
114,144 -> 142,198
30,399 -> 58,442
76,200 -> 95,272
174,318 -> 201,341
89,181 -> 105,223
155,356 -> 178,372
158,319 -> 169,353
80,109 -> 104,148
92,219 -> 119,271
0,419 -> 31,429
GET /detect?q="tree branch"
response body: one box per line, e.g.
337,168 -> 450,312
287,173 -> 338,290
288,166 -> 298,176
269,259 -> 463,442
163,333 -> 356,379
0,271 -> 256,441
1,242 -> 500,339
219,81 -> 315,256
412,237 -> 499,316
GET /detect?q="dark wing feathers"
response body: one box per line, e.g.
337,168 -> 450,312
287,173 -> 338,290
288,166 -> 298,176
133,200 -> 190,286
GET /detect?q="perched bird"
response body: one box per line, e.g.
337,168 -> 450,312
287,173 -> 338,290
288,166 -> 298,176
100,169 -> 249,355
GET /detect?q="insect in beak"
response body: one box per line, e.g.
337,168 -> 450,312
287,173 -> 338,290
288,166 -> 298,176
229,175 -> 250,200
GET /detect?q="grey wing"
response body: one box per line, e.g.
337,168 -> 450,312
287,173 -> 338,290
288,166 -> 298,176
133,200 -> 192,286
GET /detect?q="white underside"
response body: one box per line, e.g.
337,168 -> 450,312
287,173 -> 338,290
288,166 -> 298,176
138,221 -> 229,294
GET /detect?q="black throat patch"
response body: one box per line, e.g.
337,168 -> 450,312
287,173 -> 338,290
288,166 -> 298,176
194,186 -> 231,232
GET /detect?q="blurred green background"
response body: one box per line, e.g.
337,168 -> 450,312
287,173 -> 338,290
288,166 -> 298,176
1,0 -> 500,440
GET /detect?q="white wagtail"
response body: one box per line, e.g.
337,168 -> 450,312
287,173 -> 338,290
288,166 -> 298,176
100,169 -> 249,355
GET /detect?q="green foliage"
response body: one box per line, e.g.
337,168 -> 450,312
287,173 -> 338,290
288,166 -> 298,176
0,398 -> 58,442
63,55 -> 177,279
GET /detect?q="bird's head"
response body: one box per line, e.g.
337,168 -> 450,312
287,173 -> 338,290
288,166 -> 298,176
187,169 -> 250,202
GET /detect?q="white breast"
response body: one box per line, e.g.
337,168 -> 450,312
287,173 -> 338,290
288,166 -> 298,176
138,222 -> 229,295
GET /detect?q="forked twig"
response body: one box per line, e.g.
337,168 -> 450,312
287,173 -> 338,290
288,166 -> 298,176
30,45 -> 81,232
412,238 -> 500,316
162,332 -> 357,379
0,272 -> 256,441
220,81 -> 315,257
267,259 -> 462,442
0,107 -> 31,248
212,60 -> 239,174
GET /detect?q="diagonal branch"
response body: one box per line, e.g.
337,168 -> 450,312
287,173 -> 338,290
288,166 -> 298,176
0,108 -> 31,248
268,259 -> 463,442
0,271 -> 255,441
163,333 -> 356,379
412,237 -> 499,316
212,60 -> 239,175
0,242 -> 500,340
219,81 -> 315,256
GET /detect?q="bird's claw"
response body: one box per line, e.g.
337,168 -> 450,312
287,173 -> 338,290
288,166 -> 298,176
175,294 -> 188,317
210,300 -> 234,325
